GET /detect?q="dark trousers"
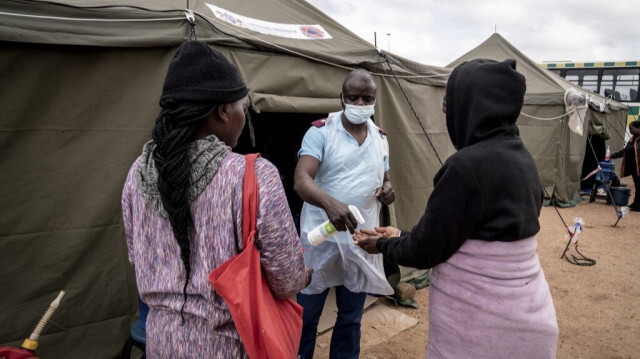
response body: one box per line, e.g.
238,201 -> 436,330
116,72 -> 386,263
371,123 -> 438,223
297,286 -> 366,359
632,173 -> 640,207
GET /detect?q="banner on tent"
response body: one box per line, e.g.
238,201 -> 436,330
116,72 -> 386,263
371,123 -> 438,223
205,3 -> 332,40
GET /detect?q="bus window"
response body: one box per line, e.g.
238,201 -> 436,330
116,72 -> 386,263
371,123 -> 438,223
549,69 -> 563,76
600,68 -> 640,102
582,71 -> 599,93
565,69 -> 599,93
600,73 -> 614,99
565,72 -> 579,86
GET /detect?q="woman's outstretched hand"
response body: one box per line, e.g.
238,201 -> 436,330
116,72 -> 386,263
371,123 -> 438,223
353,229 -> 381,254
372,226 -> 401,238
353,226 -> 401,254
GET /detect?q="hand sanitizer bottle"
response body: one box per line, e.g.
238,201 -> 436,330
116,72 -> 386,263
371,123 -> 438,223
307,205 -> 365,246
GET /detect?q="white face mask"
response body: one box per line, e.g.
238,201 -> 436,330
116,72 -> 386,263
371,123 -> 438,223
342,96 -> 375,125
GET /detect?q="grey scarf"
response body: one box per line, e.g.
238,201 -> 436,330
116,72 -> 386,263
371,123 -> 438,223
135,135 -> 230,217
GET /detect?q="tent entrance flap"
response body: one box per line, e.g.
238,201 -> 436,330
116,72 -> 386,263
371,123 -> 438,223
251,92 -> 340,114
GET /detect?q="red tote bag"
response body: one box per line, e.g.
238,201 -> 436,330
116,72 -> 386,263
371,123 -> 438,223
209,154 -> 303,359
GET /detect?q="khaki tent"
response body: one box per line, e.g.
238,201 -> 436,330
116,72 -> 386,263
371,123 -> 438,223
0,1 -> 450,357
448,33 -> 628,205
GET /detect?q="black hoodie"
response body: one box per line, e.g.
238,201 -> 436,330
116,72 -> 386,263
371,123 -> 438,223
377,59 -> 543,269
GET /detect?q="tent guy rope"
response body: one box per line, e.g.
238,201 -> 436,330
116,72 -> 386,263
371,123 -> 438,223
576,108 -> 628,227
378,51 -> 444,166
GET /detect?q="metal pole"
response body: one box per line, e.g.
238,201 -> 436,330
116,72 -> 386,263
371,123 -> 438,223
387,33 -> 390,52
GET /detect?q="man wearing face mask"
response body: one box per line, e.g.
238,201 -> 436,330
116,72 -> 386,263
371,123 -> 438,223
293,69 -> 395,359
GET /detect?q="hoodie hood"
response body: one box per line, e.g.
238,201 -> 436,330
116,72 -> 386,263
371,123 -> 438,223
445,59 -> 525,149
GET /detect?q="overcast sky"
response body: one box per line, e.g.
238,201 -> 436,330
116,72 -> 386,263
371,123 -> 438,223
306,0 -> 640,67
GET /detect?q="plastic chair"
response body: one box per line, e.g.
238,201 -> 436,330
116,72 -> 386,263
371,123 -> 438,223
589,161 -> 616,203
120,298 -> 147,359
120,319 -> 146,359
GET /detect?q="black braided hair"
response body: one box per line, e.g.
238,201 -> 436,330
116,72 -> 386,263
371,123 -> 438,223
151,98 -> 217,322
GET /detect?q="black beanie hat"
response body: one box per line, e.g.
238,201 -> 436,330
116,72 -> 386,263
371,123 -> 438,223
160,41 -> 248,104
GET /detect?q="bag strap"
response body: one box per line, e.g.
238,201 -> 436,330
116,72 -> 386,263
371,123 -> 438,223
242,154 -> 260,250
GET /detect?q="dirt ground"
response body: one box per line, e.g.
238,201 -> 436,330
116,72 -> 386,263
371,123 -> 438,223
317,194 -> 640,359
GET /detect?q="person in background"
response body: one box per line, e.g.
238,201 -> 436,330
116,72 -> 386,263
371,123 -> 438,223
121,40 -> 309,358
354,59 -> 558,358
611,120 -> 640,211
293,69 -> 395,359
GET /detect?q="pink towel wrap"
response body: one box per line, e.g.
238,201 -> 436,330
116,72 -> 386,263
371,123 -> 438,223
427,236 -> 558,358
